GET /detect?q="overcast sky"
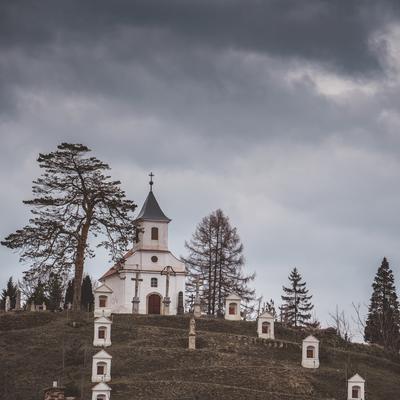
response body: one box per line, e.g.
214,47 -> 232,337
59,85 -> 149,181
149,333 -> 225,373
2,0 -> 400,334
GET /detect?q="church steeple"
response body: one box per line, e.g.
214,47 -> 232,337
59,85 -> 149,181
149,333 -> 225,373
135,190 -> 171,222
135,172 -> 171,222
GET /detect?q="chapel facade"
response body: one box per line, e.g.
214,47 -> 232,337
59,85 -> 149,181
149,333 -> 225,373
98,177 -> 186,315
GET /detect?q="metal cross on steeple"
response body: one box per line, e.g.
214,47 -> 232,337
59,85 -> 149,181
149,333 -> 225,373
149,172 -> 154,191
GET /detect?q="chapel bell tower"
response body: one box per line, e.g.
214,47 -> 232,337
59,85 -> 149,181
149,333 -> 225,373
134,172 -> 171,251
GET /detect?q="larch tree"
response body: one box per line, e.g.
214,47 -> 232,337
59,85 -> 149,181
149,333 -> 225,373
281,267 -> 314,327
364,257 -> 400,351
1,143 -> 136,310
183,209 -> 255,316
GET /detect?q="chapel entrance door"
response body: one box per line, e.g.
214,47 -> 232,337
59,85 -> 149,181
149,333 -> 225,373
148,294 -> 161,314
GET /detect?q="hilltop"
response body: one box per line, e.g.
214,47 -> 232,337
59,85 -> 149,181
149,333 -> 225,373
1,312 -> 400,399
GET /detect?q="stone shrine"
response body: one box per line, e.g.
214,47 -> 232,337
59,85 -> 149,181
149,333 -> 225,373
257,311 -> 274,339
224,293 -> 241,321
301,335 -> 320,369
347,374 -> 365,400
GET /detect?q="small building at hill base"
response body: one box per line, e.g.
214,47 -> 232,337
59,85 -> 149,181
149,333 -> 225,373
92,350 -> 112,383
91,382 -> 111,400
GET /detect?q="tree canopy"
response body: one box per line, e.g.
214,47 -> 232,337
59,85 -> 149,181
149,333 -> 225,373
2,143 -> 136,309
281,267 -> 314,327
184,209 -> 255,316
364,257 -> 400,351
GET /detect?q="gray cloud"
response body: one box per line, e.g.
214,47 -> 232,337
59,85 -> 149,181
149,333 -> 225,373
2,0 -> 400,338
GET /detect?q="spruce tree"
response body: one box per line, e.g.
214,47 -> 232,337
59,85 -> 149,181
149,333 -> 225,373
281,268 -> 314,327
183,209 -> 255,316
47,273 -> 64,311
364,257 -> 400,351
1,277 -> 18,309
81,275 -> 94,311
64,279 -> 74,307
2,143 -> 136,310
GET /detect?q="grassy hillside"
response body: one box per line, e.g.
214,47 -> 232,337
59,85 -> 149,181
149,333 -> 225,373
1,311 -> 399,399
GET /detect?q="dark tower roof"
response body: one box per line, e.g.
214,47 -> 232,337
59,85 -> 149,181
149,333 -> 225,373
135,191 -> 171,222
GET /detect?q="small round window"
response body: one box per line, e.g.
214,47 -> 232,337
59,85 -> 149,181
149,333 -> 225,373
151,256 -> 158,263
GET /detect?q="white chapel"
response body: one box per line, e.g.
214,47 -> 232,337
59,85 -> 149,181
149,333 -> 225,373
97,175 -> 186,315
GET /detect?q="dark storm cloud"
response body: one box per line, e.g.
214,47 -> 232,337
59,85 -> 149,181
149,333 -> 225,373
0,0 -> 394,74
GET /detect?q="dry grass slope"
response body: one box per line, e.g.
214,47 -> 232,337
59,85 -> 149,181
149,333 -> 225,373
0,312 -> 399,399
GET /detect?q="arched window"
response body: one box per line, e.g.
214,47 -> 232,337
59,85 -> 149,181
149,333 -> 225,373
97,395 -> 106,400
151,278 -> 158,288
352,386 -> 361,399
229,303 -> 237,315
98,326 -> 107,339
99,295 -> 107,308
97,362 -> 107,375
306,346 -> 315,359
151,227 -> 159,240
262,321 -> 270,334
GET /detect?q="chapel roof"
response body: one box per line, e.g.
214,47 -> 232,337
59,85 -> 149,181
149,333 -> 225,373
92,382 -> 112,391
93,349 -> 112,359
348,373 -> 365,382
226,292 -> 241,300
94,283 -> 113,293
135,190 -> 171,222
303,335 -> 319,343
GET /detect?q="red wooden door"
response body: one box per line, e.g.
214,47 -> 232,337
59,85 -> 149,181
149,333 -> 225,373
148,294 -> 161,314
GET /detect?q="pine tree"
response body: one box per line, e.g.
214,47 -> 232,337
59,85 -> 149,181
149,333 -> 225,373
183,209 -> 255,316
81,275 -> 94,311
64,279 -> 74,308
29,280 -> 48,306
364,257 -> 400,351
1,277 -> 18,309
47,273 -> 64,311
281,268 -> 314,327
1,143 -> 136,310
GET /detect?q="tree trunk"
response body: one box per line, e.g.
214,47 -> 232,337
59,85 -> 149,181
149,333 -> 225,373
208,225 -> 213,315
72,221 -> 90,311
212,230 -> 219,316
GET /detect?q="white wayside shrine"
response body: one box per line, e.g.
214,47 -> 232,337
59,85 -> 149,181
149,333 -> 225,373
94,284 -> 113,317
92,349 -> 112,383
257,311 -> 275,340
224,293 -> 241,321
92,382 -> 112,400
93,316 -> 112,347
98,175 -> 186,315
347,374 -> 365,400
301,335 -> 320,369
